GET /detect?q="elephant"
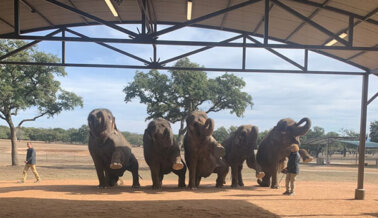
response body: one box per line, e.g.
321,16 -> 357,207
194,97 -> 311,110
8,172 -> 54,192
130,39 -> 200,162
183,111 -> 228,189
143,118 -> 186,189
256,117 -> 313,188
88,108 -> 140,188
219,125 -> 265,188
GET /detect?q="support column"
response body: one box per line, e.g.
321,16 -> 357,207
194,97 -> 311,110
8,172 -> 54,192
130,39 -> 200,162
355,73 -> 369,200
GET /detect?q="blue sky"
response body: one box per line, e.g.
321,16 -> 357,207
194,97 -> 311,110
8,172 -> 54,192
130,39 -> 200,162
1,24 -> 377,135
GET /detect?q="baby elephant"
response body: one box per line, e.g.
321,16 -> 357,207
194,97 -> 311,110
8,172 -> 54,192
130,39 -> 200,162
88,108 -> 140,188
219,125 -> 264,188
143,118 -> 186,189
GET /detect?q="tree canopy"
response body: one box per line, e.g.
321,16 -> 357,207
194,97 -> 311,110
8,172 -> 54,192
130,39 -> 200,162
123,58 -> 253,145
0,39 -> 83,165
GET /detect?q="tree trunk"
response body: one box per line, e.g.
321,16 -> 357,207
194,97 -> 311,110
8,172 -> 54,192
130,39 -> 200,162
8,120 -> 19,166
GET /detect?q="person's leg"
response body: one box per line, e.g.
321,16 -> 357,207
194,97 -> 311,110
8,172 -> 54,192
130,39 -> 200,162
22,164 -> 30,182
290,174 -> 297,194
30,165 -> 41,181
283,173 -> 290,194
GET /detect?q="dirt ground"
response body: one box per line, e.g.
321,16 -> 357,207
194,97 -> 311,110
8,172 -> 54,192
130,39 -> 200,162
0,139 -> 377,218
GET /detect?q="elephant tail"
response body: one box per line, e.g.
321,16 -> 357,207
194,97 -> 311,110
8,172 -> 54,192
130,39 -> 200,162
138,174 -> 143,180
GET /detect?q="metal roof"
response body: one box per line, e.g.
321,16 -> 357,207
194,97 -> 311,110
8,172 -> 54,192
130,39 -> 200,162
0,0 -> 377,72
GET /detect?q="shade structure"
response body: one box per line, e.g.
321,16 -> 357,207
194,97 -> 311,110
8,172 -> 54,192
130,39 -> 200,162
0,0 -> 377,72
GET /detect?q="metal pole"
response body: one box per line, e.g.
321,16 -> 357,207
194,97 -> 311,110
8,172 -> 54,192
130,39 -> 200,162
62,29 -> 66,64
264,0 -> 269,45
355,73 -> 369,200
242,33 -> 246,70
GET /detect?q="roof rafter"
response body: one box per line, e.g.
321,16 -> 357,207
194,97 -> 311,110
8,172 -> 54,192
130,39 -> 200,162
151,0 -> 262,37
20,0 -> 54,26
272,0 -> 349,46
284,0 -> 330,41
45,0 -> 138,37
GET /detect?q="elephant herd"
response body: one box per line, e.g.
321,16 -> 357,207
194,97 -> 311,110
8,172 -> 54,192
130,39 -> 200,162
88,108 -> 313,190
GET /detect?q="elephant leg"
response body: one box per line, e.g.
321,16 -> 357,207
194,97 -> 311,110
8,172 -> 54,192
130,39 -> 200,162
231,165 -> 239,188
195,176 -> 201,188
271,167 -> 279,189
104,168 -> 112,187
93,158 -> 106,188
129,155 -> 140,188
173,160 -> 186,188
299,149 -> 313,163
188,159 -> 198,189
159,173 -> 164,184
110,147 -> 123,170
109,173 -> 119,187
238,164 -> 244,187
214,160 -> 228,188
258,171 -> 271,187
150,165 -> 161,189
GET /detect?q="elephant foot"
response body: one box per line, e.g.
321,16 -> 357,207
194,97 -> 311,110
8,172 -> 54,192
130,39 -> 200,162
152,185 -> 162,190
172,162 -> 184,171
132,183 -> 141,188
256,172 -> 265,179
257,179 -> 269,187
231,183 -> 238,188
238,182 -> 244,187
110,162 -> 123,169
216,183 -> 223,188
97,185 -> 106,189
271,185 -> 279,189
187,185 -> 197,190
303,156 -> 314,163
178,183 -> 186,189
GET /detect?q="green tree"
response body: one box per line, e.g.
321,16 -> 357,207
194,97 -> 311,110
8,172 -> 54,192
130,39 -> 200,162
70,125 -> 89,144
0,39 -> 83,165
213,127 -> 229,143
301,126 -> 325,157
124,58 -> 253,146
369,121 -> 378,142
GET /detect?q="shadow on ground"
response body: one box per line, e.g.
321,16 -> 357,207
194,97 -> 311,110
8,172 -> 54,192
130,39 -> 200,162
0,198 -> 277,218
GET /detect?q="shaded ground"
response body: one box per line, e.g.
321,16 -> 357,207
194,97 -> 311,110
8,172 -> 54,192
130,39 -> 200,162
0,139 -> 377,217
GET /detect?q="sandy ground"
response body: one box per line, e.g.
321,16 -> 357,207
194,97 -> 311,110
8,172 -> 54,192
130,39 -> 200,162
0,139 -> 377,217
0,180 -> 377,218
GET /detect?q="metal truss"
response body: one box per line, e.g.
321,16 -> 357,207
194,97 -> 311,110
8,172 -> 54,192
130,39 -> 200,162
0,0 -> 377,200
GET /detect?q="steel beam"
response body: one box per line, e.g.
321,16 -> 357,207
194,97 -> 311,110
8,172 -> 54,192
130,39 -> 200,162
45,0 -> 138,37
264,0 -> 269,44
246,35 -> 304,70
285,0 -> 330,41
242,34 -> 246,70
67,0 -> 89,24
220,0 -> 232,29
253,3 -> 273,34
304,49 -> 308,71
355,73 -> 369,200
0,61 -> 365,76
272,0 -> 349,46
0,17 -> 14,28
348,16 -> 354,47
2,34 -> 377,52
152,0 -> 262,37
160,35 -> 243,65
291,0 -> 378,26
62,29 -> 65,64
14,0 -> 20,35
65,29 -> 150,64
0,29 -> 62,61
347,44 -> 378,61
367,92 -> 378,105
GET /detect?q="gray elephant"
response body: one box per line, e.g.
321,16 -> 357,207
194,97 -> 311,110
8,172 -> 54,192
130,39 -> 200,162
184,111 -> 228,189
219,125 -> 264,187
143,118 -> 186,189
256,117 -> 313,188
88,108 -> 140,188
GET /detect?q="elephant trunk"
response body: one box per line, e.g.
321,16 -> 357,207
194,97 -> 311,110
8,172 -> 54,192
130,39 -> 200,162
293,117 -> 311,136
202,118 -> 214,136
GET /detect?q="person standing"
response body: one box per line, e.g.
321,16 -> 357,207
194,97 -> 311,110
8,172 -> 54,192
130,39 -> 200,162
18,142 -> 41,183
283,144 -> 300,195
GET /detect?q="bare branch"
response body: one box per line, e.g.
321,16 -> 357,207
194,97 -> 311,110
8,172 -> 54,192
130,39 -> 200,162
0,113 -> 5,120
17,111 -> 50,128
